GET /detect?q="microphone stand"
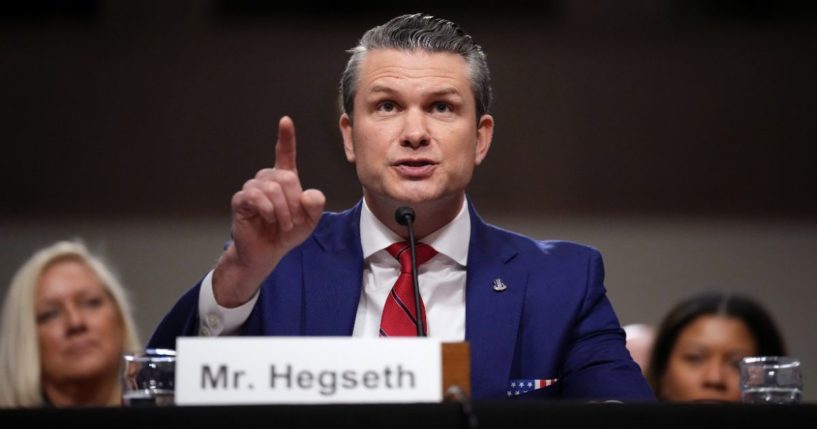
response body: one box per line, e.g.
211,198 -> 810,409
396,208 -> 478,422
395,206 -> 425,337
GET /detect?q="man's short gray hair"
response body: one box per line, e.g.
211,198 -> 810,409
339,13 -> 492,124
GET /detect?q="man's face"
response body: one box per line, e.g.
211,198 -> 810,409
340,49 -> 493,211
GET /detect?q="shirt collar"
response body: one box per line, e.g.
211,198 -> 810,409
360,198 -> 470,266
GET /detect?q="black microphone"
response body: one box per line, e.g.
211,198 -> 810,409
395,206 -> 425,337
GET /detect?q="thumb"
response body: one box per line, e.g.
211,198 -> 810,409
300,189 -> 326,224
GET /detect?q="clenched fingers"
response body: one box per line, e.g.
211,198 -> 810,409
232,176 -> 304,230
254,168 -> 306,227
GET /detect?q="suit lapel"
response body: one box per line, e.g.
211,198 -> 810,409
465,204 -> 526,398
302,203 -> 364,335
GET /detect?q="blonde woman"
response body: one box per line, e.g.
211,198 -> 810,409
0,241 -> 141,407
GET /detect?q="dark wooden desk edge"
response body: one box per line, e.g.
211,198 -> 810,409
2,401 -> 816,428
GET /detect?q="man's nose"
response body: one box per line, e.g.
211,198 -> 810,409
400,108 -> 430,148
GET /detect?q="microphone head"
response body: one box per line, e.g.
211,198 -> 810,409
394,206 -> 415,225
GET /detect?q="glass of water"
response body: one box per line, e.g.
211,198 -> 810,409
740,356 -> 802,404
121,348 -> 176,406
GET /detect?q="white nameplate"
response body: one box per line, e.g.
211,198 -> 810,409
175,337 -> 442,405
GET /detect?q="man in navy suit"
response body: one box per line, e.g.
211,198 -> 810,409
149,13 -> 654,401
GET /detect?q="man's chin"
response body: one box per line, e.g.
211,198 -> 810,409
365,185 -> 465,212
390,187 -> 465,205
377,189 -> 440,206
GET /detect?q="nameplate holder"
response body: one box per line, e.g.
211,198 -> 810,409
175,337 -> 442,405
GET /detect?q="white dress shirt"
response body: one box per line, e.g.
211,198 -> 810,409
198,200 -> 470,341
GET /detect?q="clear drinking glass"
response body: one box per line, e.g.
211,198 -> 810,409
740,356 -> 802,404
121,348 -> 177,406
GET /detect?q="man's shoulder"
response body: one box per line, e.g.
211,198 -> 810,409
468,201 -> 602,261
481,221 -> 602,260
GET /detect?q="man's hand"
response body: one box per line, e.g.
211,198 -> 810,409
213,116 -> 326,307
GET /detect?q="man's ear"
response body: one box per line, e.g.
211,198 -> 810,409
474,114 -> 494,165
339,113 -> 356,162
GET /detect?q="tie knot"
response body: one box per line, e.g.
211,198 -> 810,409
386,242 -> 437,272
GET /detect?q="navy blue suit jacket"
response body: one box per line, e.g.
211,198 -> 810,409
148,201 -> 654,401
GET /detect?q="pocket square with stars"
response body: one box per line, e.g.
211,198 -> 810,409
507,378 -> 559,397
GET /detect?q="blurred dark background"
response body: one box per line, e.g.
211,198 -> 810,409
2,0 -> 816,219
2,0 -> 817,401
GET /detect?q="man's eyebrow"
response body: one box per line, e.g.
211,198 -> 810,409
427,88 -> 462,98
367,85 -> 396,95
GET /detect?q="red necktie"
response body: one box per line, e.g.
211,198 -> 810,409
379,242 -> 438,337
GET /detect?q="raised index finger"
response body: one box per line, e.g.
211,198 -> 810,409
274,116 -> 297,171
